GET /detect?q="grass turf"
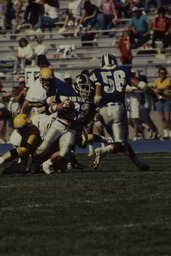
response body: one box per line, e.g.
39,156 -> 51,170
0,152 -> 171,256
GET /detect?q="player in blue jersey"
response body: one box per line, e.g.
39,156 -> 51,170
28,74 -> 96,173
89,53 -> 159,171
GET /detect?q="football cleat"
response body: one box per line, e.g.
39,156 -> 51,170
42,161 -> 54,175
139,163 -> 151,171
93,148 -> 104,169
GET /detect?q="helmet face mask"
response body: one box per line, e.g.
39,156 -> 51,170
74,74 -> 94,100
101,53 -> 118,69
39,68 -> 54,91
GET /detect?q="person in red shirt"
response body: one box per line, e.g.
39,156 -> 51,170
117,30 -> 133,65
151,7 -> 171,49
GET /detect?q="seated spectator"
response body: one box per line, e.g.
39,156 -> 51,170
117,30 -> 133,65
58,0 -> 83,33
76,0 -> 99,34
97,0 -> 118,30
114,0 -> 132,18
128,6 -> 152,49
22,0 -> 44,32
32,0 -> 59,33
35,37 -> 51,68
151,7 -> 171,49
0,0 -> 18,34
13,38 -> 33,75
144,0 -> 162,15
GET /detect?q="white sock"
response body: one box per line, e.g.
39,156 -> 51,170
102,145 -> 113,155
44,159 -> 52,166
88,144 -> 93,153
164,129 -> 169,137
169,130 -> 171,138
0,157 -> 4,164
101,142 -> 105,149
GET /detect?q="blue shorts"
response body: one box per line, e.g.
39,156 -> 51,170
156,100 -> 171,113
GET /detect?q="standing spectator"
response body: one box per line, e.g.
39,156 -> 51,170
76,0 -> 99,34
151,7 -> 171,49
58,0 -> 83,33
138,75 -> 160,139
144,0 -> 162,15
0,0 -> 17,34
151,67 -> 171,140
35,37 -> 51,68
125,85 -> 143,140
13,37 -> 33,75
117,30 -> 133,65
97,0 -> 118,30
128,6 -> 152,49
32,0 -> 59,33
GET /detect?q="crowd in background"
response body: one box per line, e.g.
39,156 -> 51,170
0,0 -> 171,144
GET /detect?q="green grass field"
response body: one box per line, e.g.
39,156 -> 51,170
0,152 -> 171,256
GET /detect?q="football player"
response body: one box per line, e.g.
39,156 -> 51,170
89,53 -> 159,170
28,74 -> 97,174
20,68 -> 64,115
0,114 -> 42,173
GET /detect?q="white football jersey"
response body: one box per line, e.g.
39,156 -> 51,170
31,113 -> 57,139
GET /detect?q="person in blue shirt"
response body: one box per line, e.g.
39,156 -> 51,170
89,53 -> 158,171
128,6 -> 152,49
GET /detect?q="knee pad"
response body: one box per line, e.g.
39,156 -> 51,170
17,147 -> 30,157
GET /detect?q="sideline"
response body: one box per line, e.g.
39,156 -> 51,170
0,140 -> 170,155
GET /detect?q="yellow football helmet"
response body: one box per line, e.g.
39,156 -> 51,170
39,68 -> 54,91
13,114 -> 29,133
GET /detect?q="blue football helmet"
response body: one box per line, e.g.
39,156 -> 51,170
74,74 -> 94,100
100,53 -> 118,69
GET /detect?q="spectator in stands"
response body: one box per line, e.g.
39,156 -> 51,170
32,0 -> 59,33
144,0 -> 162,15
128,6 -> 152,49
151,7 -> 171,49
13,37 -> 34,75
117,30 -> 133,65
58,0 -> 83,33
76,0 -> 99,34
35,37 -> 51,68
97,0 -> 118,30
22,0 -> 44,32
114,0 -> 132,18
0,0 -> 18,34
0,82 -> 8,143
151,67 -> 171,140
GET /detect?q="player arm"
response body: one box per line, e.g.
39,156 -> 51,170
94,84 -> 102,106
131,77 -> 158,101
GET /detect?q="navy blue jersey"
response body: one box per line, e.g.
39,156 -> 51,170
89,66 -> 134,107
55,83 -> 94,125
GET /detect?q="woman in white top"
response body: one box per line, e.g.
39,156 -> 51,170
59,0 -> 83,32
33,0 -> 59,33
35,37 -> 50,67
13,37 -> 33,75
